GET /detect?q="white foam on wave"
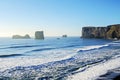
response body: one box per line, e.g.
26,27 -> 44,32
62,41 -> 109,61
75,44 -> 109,52
0,44 -> 110,72
113,40 -> 120,42
68,57 -> 120,80
0,49 -> 77,72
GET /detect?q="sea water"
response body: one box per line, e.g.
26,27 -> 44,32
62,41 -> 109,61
0,37 -> 120,80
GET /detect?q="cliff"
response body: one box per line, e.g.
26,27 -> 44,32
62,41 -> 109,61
82,24 -> 120,40
106,24 -> 120,39
12,34 -> 31,39
82,27 -> 107,38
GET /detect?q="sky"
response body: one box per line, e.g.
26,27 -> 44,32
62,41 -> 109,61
0,0 -> 120,37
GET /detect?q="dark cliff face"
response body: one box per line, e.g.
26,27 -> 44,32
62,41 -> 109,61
82,27 -> 107,38
82,24 -> 120,40
106,24 -> 120,39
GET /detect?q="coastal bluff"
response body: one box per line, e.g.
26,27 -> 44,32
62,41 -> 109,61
82,24 -> 120,40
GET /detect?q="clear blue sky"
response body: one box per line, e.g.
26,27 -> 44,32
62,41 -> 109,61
0,0 -> 120,37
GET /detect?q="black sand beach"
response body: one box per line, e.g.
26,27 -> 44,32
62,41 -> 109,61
114,75 -> 120,80
96,67 -> 120,80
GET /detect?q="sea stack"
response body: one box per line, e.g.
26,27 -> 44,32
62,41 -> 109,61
12,34 -> 31,39
35,31 -> 44,40
62,35 -> 67,38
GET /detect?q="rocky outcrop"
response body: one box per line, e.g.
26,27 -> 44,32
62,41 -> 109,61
35,31 -> 44,40
62,35 -> 67,38
106,24 -> 120,39
82,24 -> 120,40
12,34 -> 31,39
82,27 -> 107,38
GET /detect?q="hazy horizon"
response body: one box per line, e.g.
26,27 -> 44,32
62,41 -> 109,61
0,0 -> 120,37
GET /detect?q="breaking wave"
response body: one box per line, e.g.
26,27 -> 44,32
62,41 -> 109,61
0,38 -> 119,80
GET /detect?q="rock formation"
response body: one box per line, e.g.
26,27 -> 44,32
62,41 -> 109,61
82,27 -> 107,38
12,34 -> 31,39
62,35 -> 67,38
35,31 -> 44,40
82,24 -> 120,40
106,24 -> 120,39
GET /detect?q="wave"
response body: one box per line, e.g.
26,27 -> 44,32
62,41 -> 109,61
76,44 -> 109,52
0,48 -> 119,80
0,54 -> 22,58
27,45 -> 79,53
28,48 -> 55,52
113,40 -> 120,43
68,57 -> 120,80
0,44 -> 47,49
0,49 -> 78,72
0,48 -> 120,80
60,44 -> 80,48
0,40 -> 119,79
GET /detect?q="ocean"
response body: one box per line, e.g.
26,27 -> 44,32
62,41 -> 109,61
0,37 -> 120,80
